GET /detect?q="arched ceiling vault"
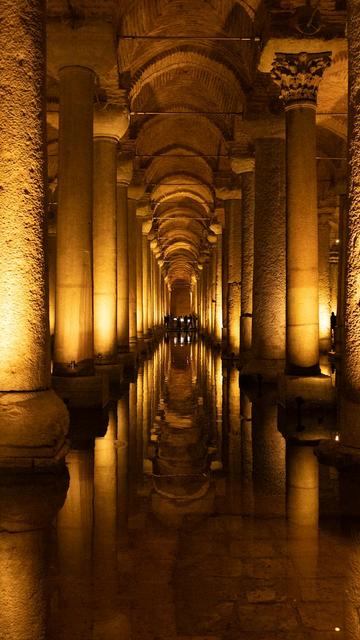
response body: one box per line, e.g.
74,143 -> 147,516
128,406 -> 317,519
46,0 -> 347,286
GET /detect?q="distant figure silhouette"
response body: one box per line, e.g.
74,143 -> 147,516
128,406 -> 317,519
330,311 -> 337,348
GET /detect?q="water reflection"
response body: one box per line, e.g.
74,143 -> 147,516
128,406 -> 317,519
1,336 -> 358,638
0,469 -> 68,640
151,338 -> 214,526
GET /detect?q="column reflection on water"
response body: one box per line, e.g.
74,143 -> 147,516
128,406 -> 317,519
151,333 -> 215,526
93,407 -> 126,639
54,450 -> 94,639
0,471 -> 68,640
251,388 -> 286,516
286,439 -> 319,578
117,393 -> 130,547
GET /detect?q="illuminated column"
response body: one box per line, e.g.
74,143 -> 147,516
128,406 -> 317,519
93,104 -> 129,364
147,241 -> 154,331
318,211 -> 331,352
142,222 -> 152,338
211,224 -> 223,343
245,137 -> 286,380
116,153 -> 133,351
48,212 -> 56,339
272,51 -> 331,375
128,198 -> 137,347
225,199 -> 241,356
136,216 -> 144,340
54,66 -> 95,376
341,5 -> 360,447
0,0 -> 68,464
231,156 -> 255,360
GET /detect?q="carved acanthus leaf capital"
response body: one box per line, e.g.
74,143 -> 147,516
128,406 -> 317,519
271,51 -> 331,106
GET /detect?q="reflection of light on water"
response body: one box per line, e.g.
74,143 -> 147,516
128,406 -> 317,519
335,627 -> 341,632
335,433 -> 340,442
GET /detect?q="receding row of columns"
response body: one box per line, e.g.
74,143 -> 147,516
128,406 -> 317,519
195,51 -> 334,384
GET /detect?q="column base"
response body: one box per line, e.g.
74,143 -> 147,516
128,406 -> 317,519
240,357 -> 285,384
0,390 -> 69,469
278,373 -> 336,440
52,374 -> 109,410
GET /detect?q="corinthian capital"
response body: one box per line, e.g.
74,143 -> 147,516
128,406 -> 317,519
271,51 -> 331,106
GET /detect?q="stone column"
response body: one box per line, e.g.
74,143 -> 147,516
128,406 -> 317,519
318,210 -> 331,352
225,199 -> 242,356
340,5 -> 360,447
147,241 -> 154,332
93,104 -> 129,365
48,207 -> 57,339
243,137 -> 286,381
231,156 -> 255,361
128,198 -> 138,348
0,0 -> 68,465
142,218 -> 152,338
54,66 -> 95,377
116,153 -> 133,352
136,216 -> 144,341
272,51 -> 331,375
211,224 -> 223,344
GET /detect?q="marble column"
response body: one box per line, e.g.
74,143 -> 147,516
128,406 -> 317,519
128,199 -> 138,348
272,51 -> 331,375
93,105 -> 129,364
147,241 -> 154,332
0,0 -> 68,464
142,228 -> 149,338
318,211 -> 331,352
243,137 -> 286,381
231,156 -> 255,361
116,153 -> 133,352
211,224 -> 223,344
225,199 -> 242,356
54,66 -> 95,377
340,4 -> 360,447
136,216 -> 144,340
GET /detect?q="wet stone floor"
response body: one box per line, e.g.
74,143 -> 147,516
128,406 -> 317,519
1,335 -> 359,640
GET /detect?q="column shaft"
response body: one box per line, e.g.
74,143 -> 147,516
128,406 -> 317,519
251,138 -> 286,376
226,200 -> 241,355
117,185 -> 130,350
318,213 -> 331,352
286,105 -> 320,373
241,172 -> 255,358
93,137 -> 117,362
128,199 -> 137,346
215,235 -> 223,343
142,234 -> 149,336
0,0 -> 51,389
136,218 -> 143,339
54,66 -> 95,375
341,4 -> 360,445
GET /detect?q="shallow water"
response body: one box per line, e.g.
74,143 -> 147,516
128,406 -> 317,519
0,336 -> 357,640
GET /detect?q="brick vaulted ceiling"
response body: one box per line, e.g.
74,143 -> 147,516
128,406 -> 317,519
46,0 -> 347,286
